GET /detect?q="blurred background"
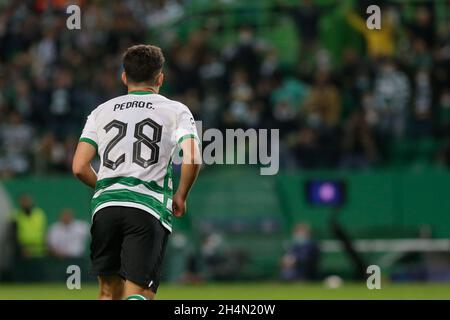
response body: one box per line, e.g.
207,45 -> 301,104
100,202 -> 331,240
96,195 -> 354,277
1,0 -> 450,298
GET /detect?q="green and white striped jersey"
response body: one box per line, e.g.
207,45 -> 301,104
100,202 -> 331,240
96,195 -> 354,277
79,91 -> 199,232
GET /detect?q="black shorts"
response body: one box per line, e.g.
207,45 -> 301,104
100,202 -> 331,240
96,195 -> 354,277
90,206 -> 169,293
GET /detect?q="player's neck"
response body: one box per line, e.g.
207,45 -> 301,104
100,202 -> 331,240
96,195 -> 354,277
127,85 -> 159,94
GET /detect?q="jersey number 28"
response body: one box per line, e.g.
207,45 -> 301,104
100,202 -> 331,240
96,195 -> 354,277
103,118 -> 162,170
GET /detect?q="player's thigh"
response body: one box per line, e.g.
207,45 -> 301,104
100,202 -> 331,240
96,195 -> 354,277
119,209 -> 169,293
90,207 -> 123,275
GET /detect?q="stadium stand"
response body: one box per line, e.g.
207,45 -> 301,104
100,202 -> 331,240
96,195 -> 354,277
1,0 -> 450,282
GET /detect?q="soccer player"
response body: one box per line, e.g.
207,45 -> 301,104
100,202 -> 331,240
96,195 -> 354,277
72,44 -> 201,300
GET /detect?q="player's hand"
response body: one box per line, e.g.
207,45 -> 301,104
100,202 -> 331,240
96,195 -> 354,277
172,193 -> 186,217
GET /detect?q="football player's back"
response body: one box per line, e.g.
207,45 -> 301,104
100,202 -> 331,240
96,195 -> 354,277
72,44 -> 201,300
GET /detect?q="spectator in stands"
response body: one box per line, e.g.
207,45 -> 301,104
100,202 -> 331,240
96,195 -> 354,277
48,68 -> 76,138
437,143 -> 450,168
11,194 -> 47,258
288,127 -> 321,169
143,0 -> 184,28
271,72 -> 309,136
438,88 -> 450,136
170,42 -> 202,95
340,48 -> 365,115
274,0 -> 336,72
276,0 -> 324,47
434,21 -> 450,89
12,79 -> 32,119
405,4 -> 435,50
198,50 -> 226,96
201,233 -> 226,280
372,59 -> 411,139
224,25 -> 265,86
304,70 -> 341,129
48,209 -> 89,258
0,111 -> 34,177
411,69 -> 433,138
346,5 -> 398,58
226,69 -> 255,128
408,38 -> 433,70
340,109 -> 378,169
34,132 -> 65,173
280,223 -> 320,281
200,232 -> 247,281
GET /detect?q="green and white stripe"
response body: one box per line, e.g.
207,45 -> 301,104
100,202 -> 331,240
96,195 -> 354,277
126,294 -> 148,300
92,176 -> 173,232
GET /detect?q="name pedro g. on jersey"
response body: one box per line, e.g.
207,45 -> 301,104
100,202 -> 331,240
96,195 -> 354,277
79,91 -> 199,232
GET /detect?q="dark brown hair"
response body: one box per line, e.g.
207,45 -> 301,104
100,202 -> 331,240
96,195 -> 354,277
122,44 -> 165,84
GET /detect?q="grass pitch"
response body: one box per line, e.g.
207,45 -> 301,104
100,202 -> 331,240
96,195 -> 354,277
0,282 -> 449,300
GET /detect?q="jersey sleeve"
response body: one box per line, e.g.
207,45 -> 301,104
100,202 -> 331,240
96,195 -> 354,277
174,106 -> 200,145
79,112 -> 98,150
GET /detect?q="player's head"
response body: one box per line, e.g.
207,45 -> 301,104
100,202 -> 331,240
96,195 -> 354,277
122,44 -> 165,90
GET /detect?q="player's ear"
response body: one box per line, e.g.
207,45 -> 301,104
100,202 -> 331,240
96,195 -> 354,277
155,72 -> 164,87
121,72 -> 127,86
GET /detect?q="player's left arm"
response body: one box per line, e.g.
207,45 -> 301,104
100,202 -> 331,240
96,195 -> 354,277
173,138 -> 201,217
72,141 -> 98,188
172,105 -> 202,217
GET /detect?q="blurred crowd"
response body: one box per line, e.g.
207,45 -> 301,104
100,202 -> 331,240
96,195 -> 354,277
1,0 -> 450,177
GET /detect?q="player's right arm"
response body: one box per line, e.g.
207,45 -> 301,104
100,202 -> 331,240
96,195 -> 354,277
73,112 -> 98,189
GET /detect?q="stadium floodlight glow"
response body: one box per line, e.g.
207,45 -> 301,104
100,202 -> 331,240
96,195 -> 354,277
304,180 -> 347,207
